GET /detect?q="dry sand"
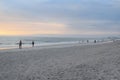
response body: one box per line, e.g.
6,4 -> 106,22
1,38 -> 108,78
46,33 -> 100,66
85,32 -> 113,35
0,40 -> 120,80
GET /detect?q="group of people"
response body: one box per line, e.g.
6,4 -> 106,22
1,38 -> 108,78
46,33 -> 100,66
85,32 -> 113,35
18,40 -> 97,49
19,40 -> 34,49
79,40 -> 97,43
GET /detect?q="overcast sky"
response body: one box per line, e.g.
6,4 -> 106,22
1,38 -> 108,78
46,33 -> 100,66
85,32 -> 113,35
0,0 -> 120,36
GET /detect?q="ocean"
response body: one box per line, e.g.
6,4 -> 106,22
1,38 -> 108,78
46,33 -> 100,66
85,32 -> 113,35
0,36 -> 111,50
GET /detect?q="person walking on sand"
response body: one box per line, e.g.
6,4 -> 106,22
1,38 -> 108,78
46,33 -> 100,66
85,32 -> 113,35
32,41 -> 34,47
19,40 -> 22,49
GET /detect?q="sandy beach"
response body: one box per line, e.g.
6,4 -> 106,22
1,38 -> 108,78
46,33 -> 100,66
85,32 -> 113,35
0,40 -> 120,80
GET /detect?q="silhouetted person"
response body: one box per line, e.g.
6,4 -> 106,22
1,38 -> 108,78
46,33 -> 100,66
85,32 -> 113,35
87,40 -> 89,43
94,40 -> 96,43
19,40 -> 22,49
32,41 -> 34,47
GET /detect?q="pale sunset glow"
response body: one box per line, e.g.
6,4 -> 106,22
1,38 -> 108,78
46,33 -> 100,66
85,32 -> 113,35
0,0 -> 120,36
0,22 -> 67,35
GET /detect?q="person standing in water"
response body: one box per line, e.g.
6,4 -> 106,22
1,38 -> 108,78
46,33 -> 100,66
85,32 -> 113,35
32,41 -> 34,47
19,40 -> 22,49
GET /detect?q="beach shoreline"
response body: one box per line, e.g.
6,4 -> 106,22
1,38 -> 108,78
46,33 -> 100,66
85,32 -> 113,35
0,40 -> 113,51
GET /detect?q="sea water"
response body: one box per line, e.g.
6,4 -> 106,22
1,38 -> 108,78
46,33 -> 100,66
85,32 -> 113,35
0,36 -> 111,50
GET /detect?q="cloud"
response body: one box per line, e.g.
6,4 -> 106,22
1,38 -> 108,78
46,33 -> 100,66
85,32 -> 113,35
0,0 -> 120,35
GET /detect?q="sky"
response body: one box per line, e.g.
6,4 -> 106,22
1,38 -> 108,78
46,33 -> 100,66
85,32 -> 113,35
0,0 -> 120,36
